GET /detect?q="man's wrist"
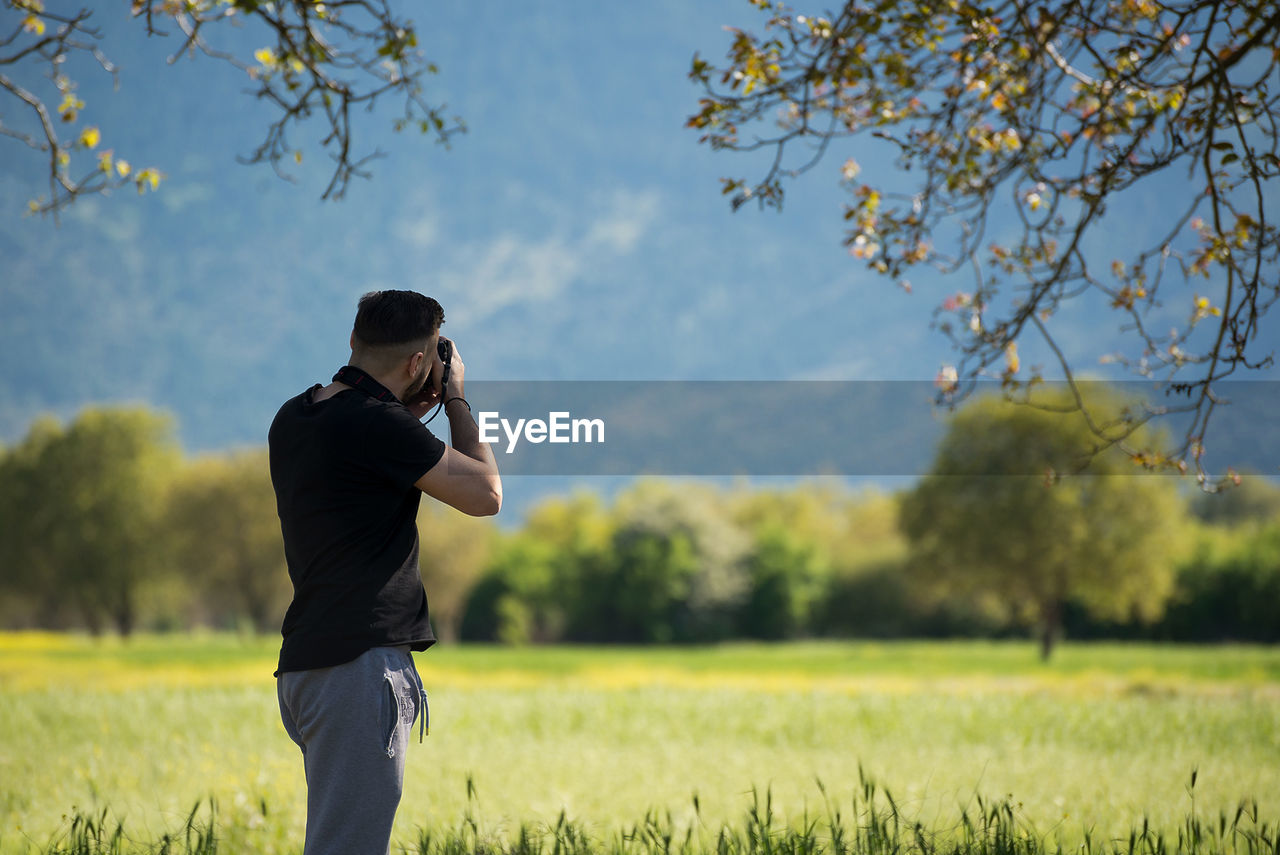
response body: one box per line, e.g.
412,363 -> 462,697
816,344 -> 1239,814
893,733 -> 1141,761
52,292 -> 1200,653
445,396 -> 471,413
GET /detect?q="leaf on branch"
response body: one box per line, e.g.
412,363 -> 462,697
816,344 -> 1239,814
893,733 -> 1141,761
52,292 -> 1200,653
135,168 -> 162,193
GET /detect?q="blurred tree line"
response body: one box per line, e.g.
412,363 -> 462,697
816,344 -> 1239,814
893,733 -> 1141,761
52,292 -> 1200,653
0,403 -> 1277,651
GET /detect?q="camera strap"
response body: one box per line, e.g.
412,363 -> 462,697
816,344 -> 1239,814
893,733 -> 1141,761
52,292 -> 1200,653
332,365 -> 400,403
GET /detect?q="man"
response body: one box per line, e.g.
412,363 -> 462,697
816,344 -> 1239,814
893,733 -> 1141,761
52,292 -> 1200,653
268,290 -> 501,855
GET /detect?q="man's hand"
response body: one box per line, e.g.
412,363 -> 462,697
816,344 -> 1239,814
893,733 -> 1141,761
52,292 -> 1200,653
443,339 -> 466,401
412,336 -> 500,516
404,376 -> 440,420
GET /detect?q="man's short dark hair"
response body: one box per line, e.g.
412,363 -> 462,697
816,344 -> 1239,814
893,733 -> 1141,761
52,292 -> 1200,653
352,291 -> 445,349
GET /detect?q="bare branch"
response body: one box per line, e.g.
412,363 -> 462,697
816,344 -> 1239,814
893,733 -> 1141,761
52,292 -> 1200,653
690,0 -> 1279,481
1,0 -> 462,217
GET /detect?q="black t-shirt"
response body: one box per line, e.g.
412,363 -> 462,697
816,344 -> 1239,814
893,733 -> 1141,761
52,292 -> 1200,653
269,383 -> 447,674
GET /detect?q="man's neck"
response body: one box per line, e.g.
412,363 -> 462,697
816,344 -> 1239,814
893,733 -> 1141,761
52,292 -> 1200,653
335,361 -> 405,402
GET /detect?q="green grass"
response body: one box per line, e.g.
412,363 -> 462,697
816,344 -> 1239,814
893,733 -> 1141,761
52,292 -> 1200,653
0,635 -> 1277,854
5,634 -> 1278,689
12,773 -> 1280,855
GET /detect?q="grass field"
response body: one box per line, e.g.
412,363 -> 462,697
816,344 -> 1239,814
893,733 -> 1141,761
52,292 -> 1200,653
0,634 -> 1277,854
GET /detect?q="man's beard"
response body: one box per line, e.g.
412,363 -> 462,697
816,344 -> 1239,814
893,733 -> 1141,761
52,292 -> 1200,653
406,359 -> 431,400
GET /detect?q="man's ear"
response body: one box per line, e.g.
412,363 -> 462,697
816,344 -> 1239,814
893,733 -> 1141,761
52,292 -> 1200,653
407,349 -> 426,378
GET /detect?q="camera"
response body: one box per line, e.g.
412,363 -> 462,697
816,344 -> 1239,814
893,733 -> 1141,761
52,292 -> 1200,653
436,337 -> 453,394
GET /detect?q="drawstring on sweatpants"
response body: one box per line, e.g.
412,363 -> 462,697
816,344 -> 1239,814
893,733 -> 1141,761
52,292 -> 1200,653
409,662 -> 428,742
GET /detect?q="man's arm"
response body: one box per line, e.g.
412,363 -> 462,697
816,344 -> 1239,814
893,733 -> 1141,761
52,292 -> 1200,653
413,340 -> 502,516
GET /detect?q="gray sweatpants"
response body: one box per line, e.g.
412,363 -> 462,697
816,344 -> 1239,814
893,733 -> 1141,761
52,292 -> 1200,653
277,646 -> 427,855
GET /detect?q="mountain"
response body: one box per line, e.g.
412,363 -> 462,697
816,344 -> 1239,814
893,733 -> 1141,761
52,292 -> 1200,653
2,2 -> 1272,513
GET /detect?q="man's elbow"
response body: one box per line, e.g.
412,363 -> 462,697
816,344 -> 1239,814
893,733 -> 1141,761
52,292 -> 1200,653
469,482 -> 502,517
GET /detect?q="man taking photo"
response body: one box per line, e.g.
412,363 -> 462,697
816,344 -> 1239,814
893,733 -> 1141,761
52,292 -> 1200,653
268,289 -> 501,855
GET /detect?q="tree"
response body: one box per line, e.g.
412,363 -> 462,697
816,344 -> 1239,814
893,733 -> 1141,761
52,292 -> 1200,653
0,416 -> 68,627
898,388 -> 1187,660
166,449 -> 290,632
459,538 -> 549,645
738,522 -> 827,639
2,0 -> 460,217
1157,520 -> 1280,642
689,0 -> 1279,480
544,480 -> 750,643
0,407 -> 178,634
610,480 -> 751,643
459,492 -> 612,644
415,497 -> 496,643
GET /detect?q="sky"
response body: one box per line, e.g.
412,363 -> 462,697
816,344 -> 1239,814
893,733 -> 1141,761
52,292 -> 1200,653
1,1 -> 1275,513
